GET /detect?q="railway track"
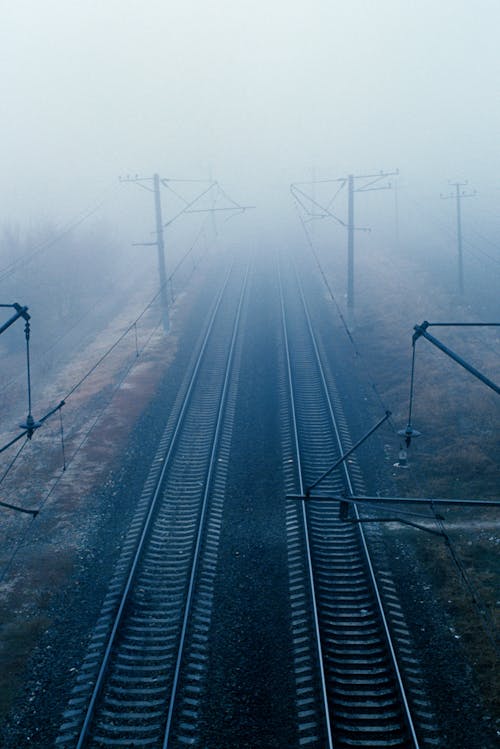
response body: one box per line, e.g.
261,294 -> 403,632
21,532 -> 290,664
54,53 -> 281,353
278,257 -> 438,748
56,263 -> 248,747
55,252 -> 439,747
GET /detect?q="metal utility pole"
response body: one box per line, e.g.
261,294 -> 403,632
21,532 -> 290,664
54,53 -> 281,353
120,173 -> 170,331
121,174 -> 253,332
153,173 -> 169,330
291,169 -> 397,312
347,174 -> 355,309
441,181 -> 476,296
345,171 -> 398,310
394,178 -> 400,249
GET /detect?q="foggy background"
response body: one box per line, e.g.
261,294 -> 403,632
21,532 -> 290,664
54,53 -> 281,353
1,7 -> 499,745
1,1 -> 499,226
0,0 -> 499,344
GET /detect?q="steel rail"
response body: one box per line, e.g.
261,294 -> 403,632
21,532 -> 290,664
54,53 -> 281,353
289,260 -> 420,748
75,265 -> 236,749
162,265 -> 249,747
278,260 -> 335,749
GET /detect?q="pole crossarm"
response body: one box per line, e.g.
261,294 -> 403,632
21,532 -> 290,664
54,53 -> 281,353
440,180 -> 476,200
119,175 -> 155,192
353,170 -> 399,192
412,320 -> 500,395
121,175 -> 252,230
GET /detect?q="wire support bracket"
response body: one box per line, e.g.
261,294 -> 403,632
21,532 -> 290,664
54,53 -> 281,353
304,410 -> 392,496
412,320 -> 500,395
287,493 -> 500,508
0,303 -> 30,336
287,493 -> 500,536
1,400 -> 65,454
0,498 -> 38,517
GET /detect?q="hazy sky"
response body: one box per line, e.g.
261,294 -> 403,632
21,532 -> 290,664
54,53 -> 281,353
1,0 -> 499,233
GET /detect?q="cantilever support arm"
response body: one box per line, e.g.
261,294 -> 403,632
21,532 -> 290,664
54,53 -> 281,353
413,321 -> 500,395
0,303 -> 30,336
287,493 -> 500,508
305,411 -> 392,496
286,493 -> 500,536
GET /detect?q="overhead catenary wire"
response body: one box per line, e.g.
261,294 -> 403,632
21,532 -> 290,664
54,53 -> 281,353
406,194 -> 500,267
0,183 -> 213,578
63,225 -> 206,402
62,314 -> 163,471
407,342 -> 498,646
0,183 -> 214,566
293,199 -> 398,433
0,311 -> 165,586
0,185 -> 117,284
0,430 -> 27,456
293,194 -> 500,650
0,267 -> 157,401
168,216 -> 210,281
466,222 -> 500,252
0,217 -> 208,477
0,437 -> 35,515
1,206 -> 210,440
433,511 -> 499,653
162,183 -> 216,228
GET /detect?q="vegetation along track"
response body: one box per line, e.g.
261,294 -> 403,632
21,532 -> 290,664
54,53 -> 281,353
278,256 -> 440,748
55,251 -> 443,748
56,261 -> 249,747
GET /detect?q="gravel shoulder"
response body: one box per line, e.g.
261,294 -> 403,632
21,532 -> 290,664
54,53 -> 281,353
0,257 -> 224,746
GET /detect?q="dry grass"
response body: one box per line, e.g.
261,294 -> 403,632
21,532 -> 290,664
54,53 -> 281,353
311,238 -> 499,721
0,276 -> 199,722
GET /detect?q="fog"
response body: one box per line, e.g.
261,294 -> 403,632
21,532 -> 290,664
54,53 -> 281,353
0,7 -> 498,734
0,0 -> 498,339
1,1 -> 498,228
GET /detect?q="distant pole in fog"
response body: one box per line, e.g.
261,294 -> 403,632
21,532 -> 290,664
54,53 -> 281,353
120,174 -> 252,331
153,173 -> 169,331
345,170 -> 398,311
394,178 -> 400,248
310,165 -> 317,238
441,181 -> 476,296
290,169 -> 397,313
208,165 -> 218,239
347,174 -> 355,309
120,173 -> 170,331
